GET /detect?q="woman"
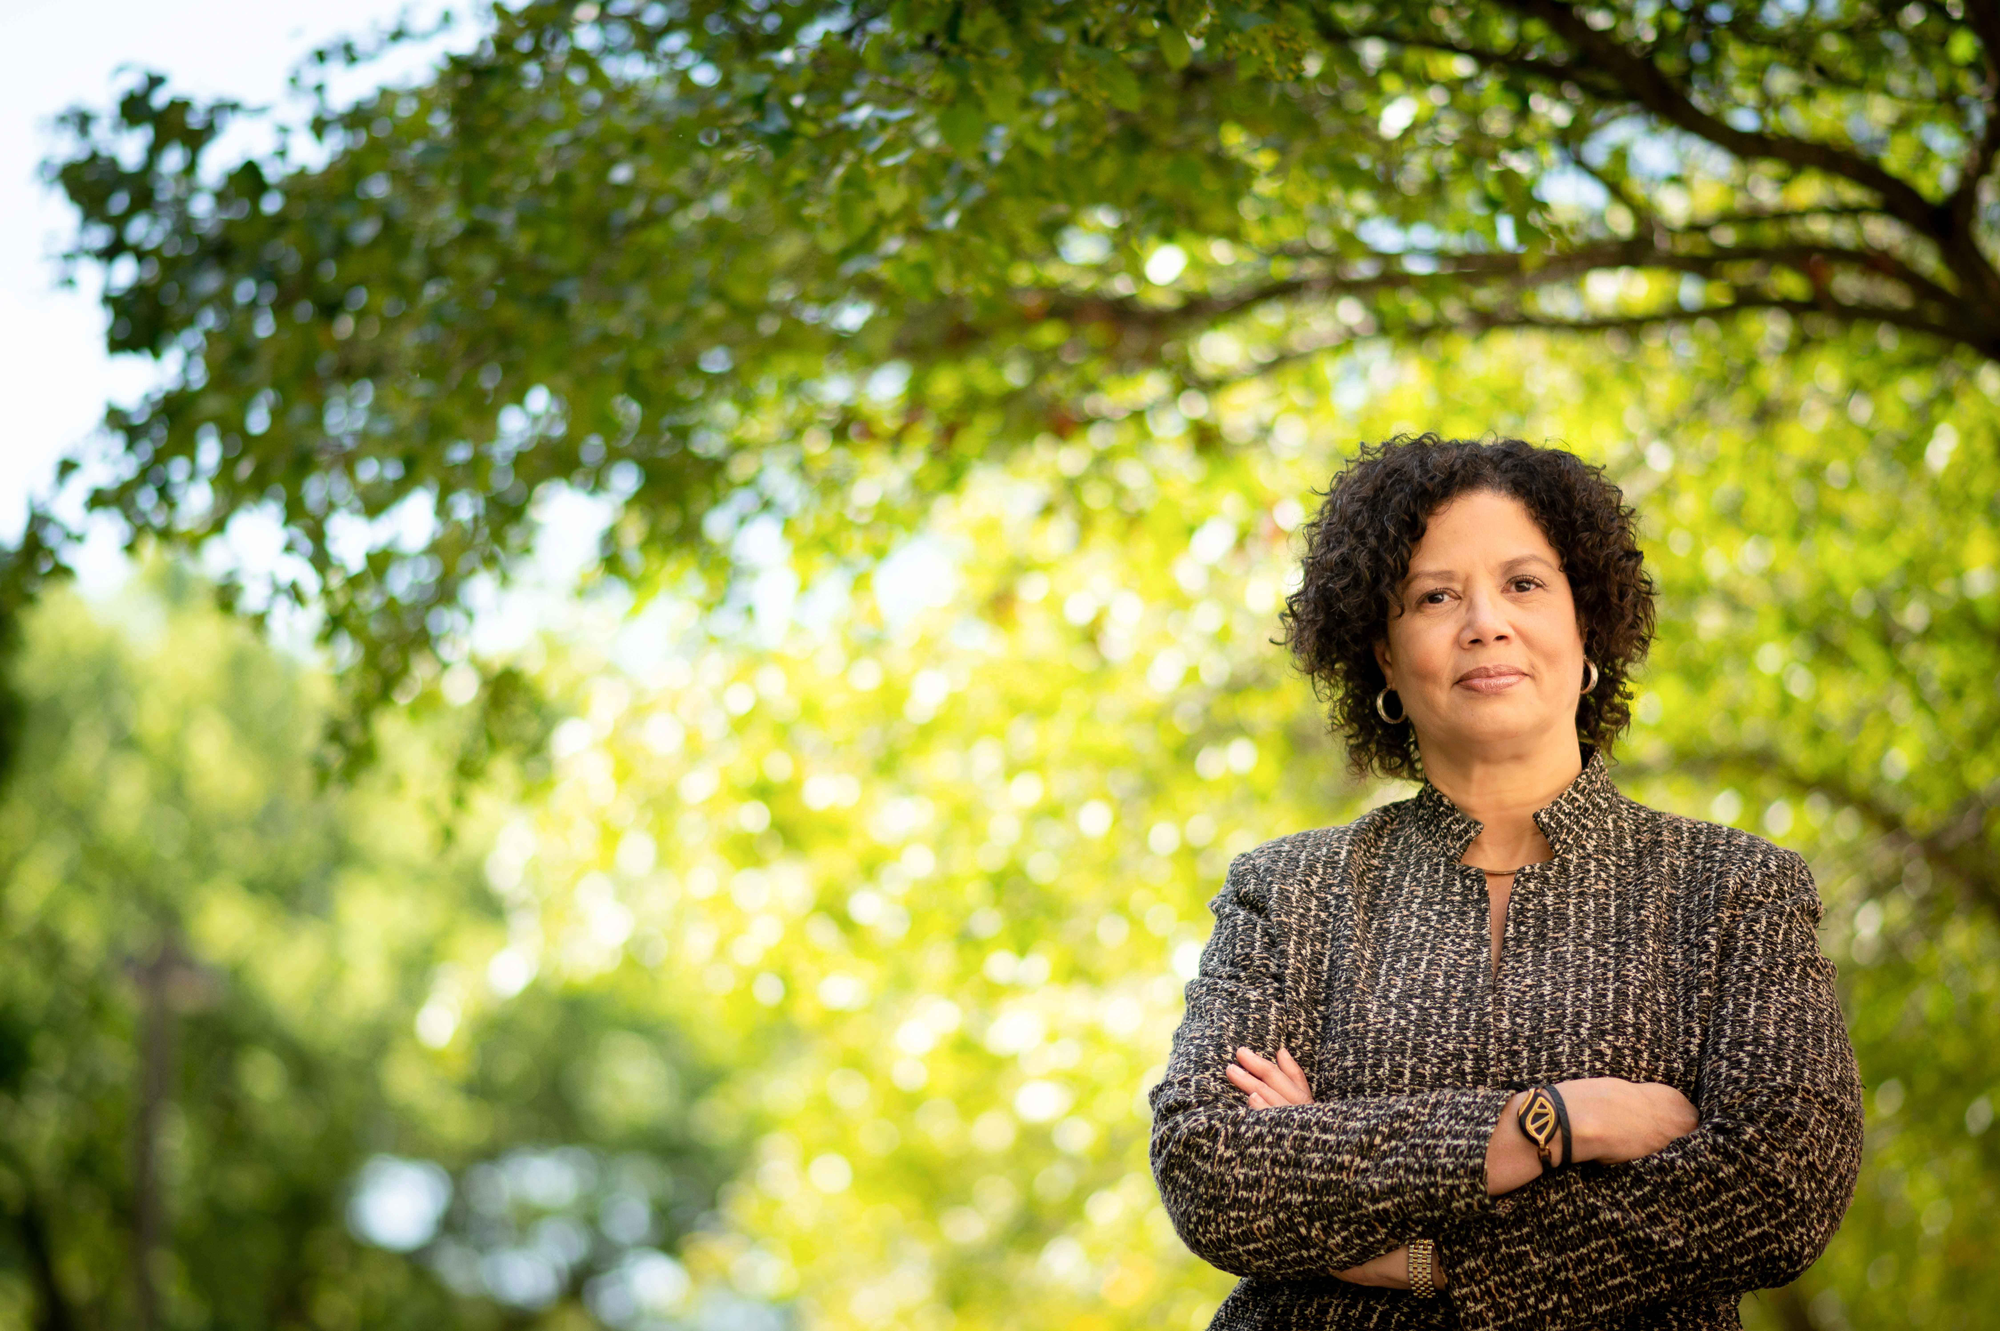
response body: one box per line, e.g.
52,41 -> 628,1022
1148,435 -> 1864,1330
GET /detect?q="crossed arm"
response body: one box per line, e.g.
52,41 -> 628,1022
1225,1047 -> 1699,1289
1148,849 -> 1865,1330
1225,1045 -> 1471,1289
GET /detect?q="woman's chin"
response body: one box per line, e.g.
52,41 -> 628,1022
1432,702 -> 1559,743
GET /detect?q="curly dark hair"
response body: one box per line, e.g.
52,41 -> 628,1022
1279,434 -> 1658,782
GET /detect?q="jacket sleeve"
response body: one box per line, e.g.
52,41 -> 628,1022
1437,848 -> 1865,1331
1149,847 -> 1517,1278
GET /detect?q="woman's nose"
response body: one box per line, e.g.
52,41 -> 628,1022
1459,590 -> 1512,644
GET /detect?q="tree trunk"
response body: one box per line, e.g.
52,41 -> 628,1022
130,941 -> 178,1331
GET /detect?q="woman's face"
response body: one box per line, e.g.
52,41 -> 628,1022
1371,489 -> 1587,760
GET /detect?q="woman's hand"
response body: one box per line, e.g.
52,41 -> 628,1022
1229,1050 -> 1434,1290
1225,1046 -> 1314,1108
1559,1077 -> 1699,1165
1487,1076 -> 1699,1194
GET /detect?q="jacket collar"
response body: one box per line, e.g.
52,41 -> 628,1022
1406,742 -> 1622,863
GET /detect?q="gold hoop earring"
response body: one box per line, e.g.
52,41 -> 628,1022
1375,685 -> 1406,724
1581,660 -> 1600,694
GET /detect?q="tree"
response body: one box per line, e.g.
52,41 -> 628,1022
0,570 -> 751,1330
27,0 -> 1999,740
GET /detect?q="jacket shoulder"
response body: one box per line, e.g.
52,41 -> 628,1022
1623,797 -> 1805,866
1617,794 -> 1815,909
1223,803 -> 1404,889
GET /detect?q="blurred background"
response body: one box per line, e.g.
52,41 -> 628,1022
3,2 -> 1996,1328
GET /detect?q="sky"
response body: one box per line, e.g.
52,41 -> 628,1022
0,0 -> 465,569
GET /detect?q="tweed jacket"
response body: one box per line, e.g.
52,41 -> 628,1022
1148,744 -> 1864,1330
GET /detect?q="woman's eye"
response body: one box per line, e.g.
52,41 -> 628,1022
1511,578 -> 1541,592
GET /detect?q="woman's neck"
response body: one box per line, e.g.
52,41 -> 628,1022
1420,735 -> 1584,871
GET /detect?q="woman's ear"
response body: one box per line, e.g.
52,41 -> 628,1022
1371,637 -> 1392,682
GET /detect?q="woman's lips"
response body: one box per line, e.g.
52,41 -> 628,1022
1457,670 -> 1527,694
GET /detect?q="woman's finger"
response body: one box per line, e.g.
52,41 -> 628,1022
1232,1047 -> 1296,1095
1229,1050 -> 1284,1093
1224,1063 -> 1259,1090
1276,1047 -> 1314,1104
1235,1047 -> 1292,1088
1227,1064 -> 1287,1108
1236,1046 -> 1311,1105
1225,1063 -> 1275,1103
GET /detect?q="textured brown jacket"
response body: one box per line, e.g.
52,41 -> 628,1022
1148,744 -> 1864,1330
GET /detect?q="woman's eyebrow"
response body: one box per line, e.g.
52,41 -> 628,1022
1401,553 -> 1557,587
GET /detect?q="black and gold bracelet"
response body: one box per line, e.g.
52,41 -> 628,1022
1515,1084 -> 1574,1174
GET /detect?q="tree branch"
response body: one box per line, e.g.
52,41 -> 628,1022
1689,241 -> 1962,310
1503,0 -> 1948,238
1962,0 -> 2000,83
1180,289 -> 1991,394
1029,226 -> 1977,346
1314,18 -> 1628,100
1947,82 -> 2000,246
1697,205 -> 1887,228
1628,744 -> 2000,920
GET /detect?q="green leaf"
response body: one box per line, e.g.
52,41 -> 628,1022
1158,26 -> 1193,70
874,172 -> 910,214
1080,45 -> 1144,111
938,98 -> 986,156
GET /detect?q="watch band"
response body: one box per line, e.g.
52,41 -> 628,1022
1407,1238 -> 1438,1298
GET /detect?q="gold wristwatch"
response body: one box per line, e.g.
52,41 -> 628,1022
1407,1238 -> 1438,1298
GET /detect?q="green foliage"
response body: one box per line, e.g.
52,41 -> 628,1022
0,570 -> 747,1329
30,0 -> 1999,730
